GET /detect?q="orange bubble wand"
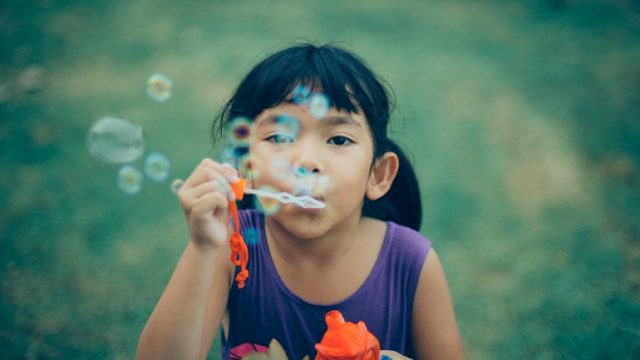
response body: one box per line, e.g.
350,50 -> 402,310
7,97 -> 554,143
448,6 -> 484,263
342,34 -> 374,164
227,178 -> 326,288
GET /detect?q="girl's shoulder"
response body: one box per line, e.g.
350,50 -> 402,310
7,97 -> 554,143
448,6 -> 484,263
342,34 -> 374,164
384,219 -> 432,253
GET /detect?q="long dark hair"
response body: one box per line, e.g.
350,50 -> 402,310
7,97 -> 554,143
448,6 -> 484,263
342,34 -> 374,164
212,43 -> 422,230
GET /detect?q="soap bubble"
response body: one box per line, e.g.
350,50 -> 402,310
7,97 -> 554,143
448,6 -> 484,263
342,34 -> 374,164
293,166 -> 309,178
275,114 -> 300,140
87,117 -> 145,163
228,117 -> 252,147
310,174 -> 331,198
238,153 -> 261,180
292,84 -> 311,104
268,158 -> 292,181
254,185 -> 281,216
117,165 -> 143,195
144,152 -> 170,181
309,93 -> 329,119
244,227 -> 261,245
147,73 -> 172,102
171,178 -> 184,193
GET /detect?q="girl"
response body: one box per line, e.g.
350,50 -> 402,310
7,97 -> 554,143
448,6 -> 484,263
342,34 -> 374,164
137,44 -> 464,360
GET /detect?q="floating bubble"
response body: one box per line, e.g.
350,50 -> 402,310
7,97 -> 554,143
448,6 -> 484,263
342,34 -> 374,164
292,85 -> 311,104
147,73 -> 172,102
254,185 -> 281,216
171,178 -> 184,193
117,165 -> 143,195
87,117 -> 145,163
293,179 -> 312,197
244,227 -> 261,245
18,66 -> 45,93
309,93 -> 329,119
144,152 -> 171,181
275,114 -> 300,140
219,147 -> 236,165
293,166 -> 309,178
268,158 -> 293,181
310,174 -> 332,198
238,153 -> 261,180
228,117 -> 252,147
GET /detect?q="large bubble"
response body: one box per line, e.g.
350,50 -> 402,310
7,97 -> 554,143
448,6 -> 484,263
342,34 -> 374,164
87,117 -> 145,163
144,152 -> 171,181
146,73 -> 172,102
117,165 -> 143,195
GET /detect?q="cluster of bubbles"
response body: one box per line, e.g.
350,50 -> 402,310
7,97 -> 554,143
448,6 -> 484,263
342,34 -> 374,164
87,73 -> 175,195
220,85 -> 333,216
291,84 -> 329,119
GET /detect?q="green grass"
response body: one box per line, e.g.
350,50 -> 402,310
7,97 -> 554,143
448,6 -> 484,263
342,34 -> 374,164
1,0 -> 639,358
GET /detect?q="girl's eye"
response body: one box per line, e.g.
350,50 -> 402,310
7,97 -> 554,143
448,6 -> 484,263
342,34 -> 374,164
328,136 -> 353,146
266,133 -> 294,144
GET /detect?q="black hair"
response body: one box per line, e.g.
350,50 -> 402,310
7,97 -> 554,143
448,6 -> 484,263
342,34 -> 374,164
212,43 -> 422,231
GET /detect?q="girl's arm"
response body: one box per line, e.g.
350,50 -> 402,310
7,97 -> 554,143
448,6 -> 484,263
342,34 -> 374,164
136,243 -> 232,360
411,248 -> 465,359
136,159 -> 239,360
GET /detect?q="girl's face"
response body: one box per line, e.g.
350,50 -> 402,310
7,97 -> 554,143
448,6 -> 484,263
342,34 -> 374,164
248,100 -> 375,239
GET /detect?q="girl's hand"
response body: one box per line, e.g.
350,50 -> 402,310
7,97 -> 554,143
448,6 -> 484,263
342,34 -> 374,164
177,159 -> 240,251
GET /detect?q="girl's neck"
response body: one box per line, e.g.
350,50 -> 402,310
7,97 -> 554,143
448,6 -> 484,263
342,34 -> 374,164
264,210 -> 365,268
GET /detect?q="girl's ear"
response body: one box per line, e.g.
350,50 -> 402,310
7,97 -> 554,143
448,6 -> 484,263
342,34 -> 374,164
366,152 -> 399,201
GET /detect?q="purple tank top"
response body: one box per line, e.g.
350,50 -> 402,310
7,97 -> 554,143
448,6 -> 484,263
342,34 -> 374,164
222,209 -> 431,359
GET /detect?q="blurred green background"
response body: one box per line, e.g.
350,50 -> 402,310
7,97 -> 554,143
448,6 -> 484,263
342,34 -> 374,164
2,0 -> 640,358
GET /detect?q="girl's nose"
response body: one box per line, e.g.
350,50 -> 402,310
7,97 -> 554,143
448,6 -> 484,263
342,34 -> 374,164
291,138 -> 322,175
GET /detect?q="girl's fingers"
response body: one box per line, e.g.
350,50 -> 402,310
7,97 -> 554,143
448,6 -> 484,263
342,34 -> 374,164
183,179 -> 234,203
183,160 -> 240,192
221,162 -> 241,183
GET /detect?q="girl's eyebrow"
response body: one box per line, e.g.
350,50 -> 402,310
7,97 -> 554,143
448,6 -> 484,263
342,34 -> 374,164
321,115 -> 363,129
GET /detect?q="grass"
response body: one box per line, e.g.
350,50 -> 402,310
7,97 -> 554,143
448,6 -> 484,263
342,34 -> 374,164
1,0 -> 639,358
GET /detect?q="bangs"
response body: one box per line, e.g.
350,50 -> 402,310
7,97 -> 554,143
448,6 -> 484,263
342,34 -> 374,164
215,44 -> 390,138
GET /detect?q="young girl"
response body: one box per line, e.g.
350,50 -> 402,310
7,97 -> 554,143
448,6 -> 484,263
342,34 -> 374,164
137,44 -> 464,360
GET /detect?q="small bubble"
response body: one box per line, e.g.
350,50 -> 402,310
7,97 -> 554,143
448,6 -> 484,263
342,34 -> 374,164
218,147 -> 237,167
275,114 -> 300,140
244,227 -> 261,245
117,165 -> 143,195
238,153 -> 261,180
293,179 -> 312,196
147,73 -> 172,102
292,85 -> 311,104
311,174 -> 331,197
144,152 -> 171,181
268,158 -> 292,181
171,178 -> 184,193
18,66 -> 45,93
87,117 -> 145,163
309,93 -> 329,119
293,166 -> 308,178
228,117 -> 252,147
254,185 -> 281,216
